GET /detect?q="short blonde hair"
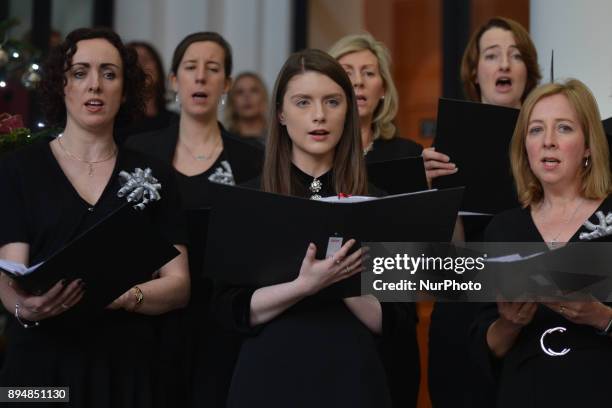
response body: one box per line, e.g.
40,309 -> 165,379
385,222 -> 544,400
328,33 -> 398,141
511,79 -> 611,207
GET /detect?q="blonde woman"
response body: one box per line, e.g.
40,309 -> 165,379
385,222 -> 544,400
329,33 -> 423,164
475,79 -> 612,407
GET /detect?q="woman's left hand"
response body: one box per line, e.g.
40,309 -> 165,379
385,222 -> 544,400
542,300 -> 612,330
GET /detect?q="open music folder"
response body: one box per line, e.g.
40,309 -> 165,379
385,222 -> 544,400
204,183 -> 463,297
0,204 -> 179,314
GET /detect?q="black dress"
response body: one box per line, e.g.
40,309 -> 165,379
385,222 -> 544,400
124,123 -> 263,408
471,196 -> 612,407
0,138 -> 187,408
214,165 -> 404,408
365,136 -> 422,408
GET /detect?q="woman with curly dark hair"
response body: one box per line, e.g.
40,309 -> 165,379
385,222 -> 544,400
0,28 -> 190,407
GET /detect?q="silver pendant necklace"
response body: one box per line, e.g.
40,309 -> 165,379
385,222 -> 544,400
547,198 -> 585,249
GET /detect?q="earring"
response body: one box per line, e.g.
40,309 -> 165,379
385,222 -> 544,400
175,93 -> 180,103
585,156 -> 590,168
220,93 -> 227,106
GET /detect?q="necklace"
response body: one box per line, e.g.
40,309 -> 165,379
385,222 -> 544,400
57,133 -> 117,176
547,198 -> 585,249
363,140 -> 374,156
180,135 -> 222,161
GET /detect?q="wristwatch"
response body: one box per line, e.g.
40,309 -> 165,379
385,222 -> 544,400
131,286 -> 144,310
596,317 -> 612,336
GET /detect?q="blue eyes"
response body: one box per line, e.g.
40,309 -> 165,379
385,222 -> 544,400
71,70 -> 117,80
528,124 -> 574,135
295,99 -> 341,108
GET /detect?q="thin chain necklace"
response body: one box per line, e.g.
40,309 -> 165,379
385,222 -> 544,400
546,198 -> 585,249
57,133 -> 117,176
363,140 -> 374,156
180,135 -> 222,161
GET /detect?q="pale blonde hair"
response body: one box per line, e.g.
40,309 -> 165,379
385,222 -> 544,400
511,79 -> 611,207
329,33 -> 398,141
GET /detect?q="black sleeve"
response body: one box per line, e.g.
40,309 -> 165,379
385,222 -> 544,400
211,282 -> 262,336
0,155 -> 29,247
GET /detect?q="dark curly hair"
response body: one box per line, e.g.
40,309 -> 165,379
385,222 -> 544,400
40,27 -> 146,128
127,41 -> 168,113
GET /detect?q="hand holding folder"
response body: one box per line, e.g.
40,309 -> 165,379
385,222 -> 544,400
204,183 -> 463,298
0,204 -> 179,317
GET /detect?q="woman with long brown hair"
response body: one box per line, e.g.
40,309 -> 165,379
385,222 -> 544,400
214,49 -> 400,407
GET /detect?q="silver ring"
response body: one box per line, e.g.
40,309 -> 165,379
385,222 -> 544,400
560,306 -> 566,314
345,266 -> 350,274
61,304 -> 69,309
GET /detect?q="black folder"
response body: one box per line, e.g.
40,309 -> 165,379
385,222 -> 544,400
1,204 -> 179,313
366,156 -> 428,194
432,98 -> 520,214
204,183 -> 463,297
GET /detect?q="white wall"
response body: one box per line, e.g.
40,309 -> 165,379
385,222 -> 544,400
114,0 -> 291,99
531,0 -> 612,119
52,0 -> 94,38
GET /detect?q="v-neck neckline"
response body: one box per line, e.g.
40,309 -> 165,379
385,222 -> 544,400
527,196 -> 609,244
46,139 -> 122,208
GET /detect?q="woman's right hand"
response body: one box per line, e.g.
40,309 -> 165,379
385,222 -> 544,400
497,300 -> 538,328
13,278 -> 85,321
295,239 -> 365,296
487,300 -> 537,358
422,147 -> 457,186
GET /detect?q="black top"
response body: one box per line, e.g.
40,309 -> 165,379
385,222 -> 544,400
124,122 -> 263,209
213,165 -> 422,408
471,195 -> 612,408
365,136 -> 423,163
0,137 -> 187,408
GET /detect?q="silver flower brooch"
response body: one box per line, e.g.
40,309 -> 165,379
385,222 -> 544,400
117,167 -> 162,210
579,211 -> 612,241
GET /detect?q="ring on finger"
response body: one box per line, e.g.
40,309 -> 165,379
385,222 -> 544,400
345,266 -> 350,274
560,306 -> 566,314
61,304 -> 69,309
